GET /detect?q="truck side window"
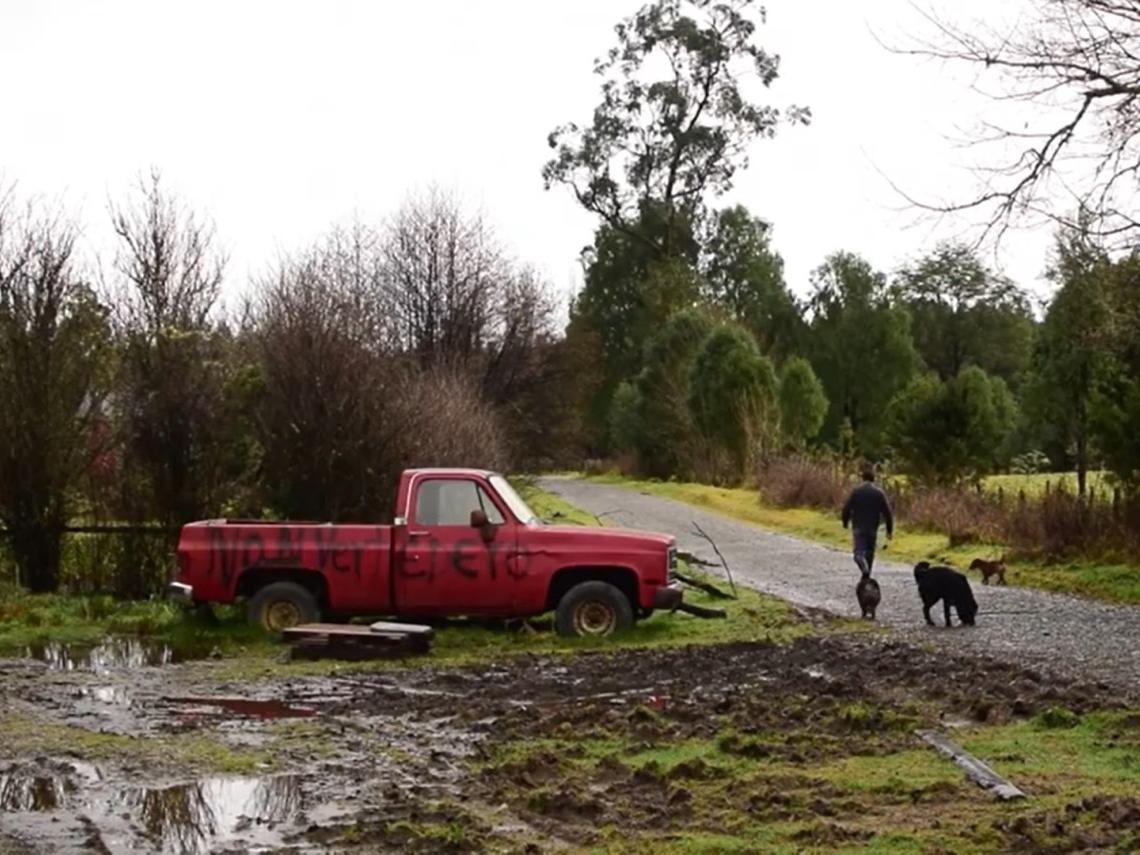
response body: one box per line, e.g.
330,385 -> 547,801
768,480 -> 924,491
415,479 -> 505,526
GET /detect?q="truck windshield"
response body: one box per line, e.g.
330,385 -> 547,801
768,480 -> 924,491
489,475 -> 539,525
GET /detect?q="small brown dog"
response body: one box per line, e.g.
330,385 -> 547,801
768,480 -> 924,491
969,556 -> 1007,586
856,575 -> 881,620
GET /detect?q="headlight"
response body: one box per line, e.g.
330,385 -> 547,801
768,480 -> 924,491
667,545 -> 677,581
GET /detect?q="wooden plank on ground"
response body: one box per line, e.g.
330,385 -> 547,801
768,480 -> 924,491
369,621 -> 433,636
281,623 -> 382,639
915,729 -> 1027,801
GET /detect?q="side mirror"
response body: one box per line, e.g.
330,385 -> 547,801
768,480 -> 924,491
470,509 -> 495,544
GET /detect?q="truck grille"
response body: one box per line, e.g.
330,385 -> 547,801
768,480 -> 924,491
667,545 -> 677,583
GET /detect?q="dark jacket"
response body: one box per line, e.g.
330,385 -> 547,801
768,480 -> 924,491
841,482 -> 893,537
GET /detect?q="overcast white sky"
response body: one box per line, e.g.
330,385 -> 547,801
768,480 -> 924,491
1,0 -> 1049,315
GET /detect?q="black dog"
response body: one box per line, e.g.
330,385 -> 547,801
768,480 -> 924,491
856,575 -> 881,620
913,561 -> 977,627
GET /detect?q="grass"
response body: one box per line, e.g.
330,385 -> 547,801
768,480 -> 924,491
0,713 -> 277,774
585,474 -> 1140,604
0,581 -> 273,655
481,704 -> 1140,855
983,470 -> 1111,497
961,709 -> 1140,793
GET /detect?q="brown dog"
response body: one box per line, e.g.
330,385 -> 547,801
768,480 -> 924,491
969,557 -> 1007,586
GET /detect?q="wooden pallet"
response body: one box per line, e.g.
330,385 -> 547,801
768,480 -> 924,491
281,621 -> 434,661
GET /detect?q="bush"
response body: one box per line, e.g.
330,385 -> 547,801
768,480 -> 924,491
778,357 -> 828,448
689,325 -> 779,482
886,367 -> 1017,485
758,456 -> 851,509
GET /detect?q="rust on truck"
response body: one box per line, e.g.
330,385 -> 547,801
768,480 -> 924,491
169,469 -> 682,637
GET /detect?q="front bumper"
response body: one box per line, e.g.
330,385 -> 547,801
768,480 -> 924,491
653,582 -> 684,611
167,582 -> 194,605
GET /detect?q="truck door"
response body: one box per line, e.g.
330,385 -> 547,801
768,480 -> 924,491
396,476 -> 518,614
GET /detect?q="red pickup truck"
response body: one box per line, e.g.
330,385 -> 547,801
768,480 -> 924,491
168,469 -> 682,637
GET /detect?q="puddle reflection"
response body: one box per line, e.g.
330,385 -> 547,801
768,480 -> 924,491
0,762 -> 100,812
0,774 -> 72,811
25,638 -> 203,672
117,775 -> 304,853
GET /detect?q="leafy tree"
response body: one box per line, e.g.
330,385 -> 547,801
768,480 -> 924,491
547,0 -> 808,444
544,0 -> 809,256
779,356 -> 828,448
806,252 -> 919,454
0,199 -> 114,592
688,324 -> 778,478
1090,251 -> 1140,488
608,380 -> 642,453
1023,225 -> 1115,497
895,242 -> 1034,386
701,205 -> 804,356
634,308 -> 714,477
886,366 -> 1017,485
569,227 -> 700,445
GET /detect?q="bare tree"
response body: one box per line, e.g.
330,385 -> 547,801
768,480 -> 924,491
253,232 -> 411,521
898,1 -> 1140,243
109,172 -> 238,542
379,189 -> 557,420
252,225 -> 509,520
0,194 -> 113,591
381,188 -> 502,362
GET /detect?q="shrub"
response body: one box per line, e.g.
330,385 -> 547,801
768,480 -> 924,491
778,357 -> 828,448
689,325 -> 779,482
758,456 -> 851,509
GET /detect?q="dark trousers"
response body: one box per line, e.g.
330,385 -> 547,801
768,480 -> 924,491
852,529 -> 876,576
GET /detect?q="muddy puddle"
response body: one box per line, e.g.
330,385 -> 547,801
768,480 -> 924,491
0,761 -> 316,853
24,637 -> 207,672
162,696 -> 316,719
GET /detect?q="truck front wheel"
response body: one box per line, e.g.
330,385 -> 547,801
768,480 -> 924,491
247,582 -> 320,632
555,581 -> 634,638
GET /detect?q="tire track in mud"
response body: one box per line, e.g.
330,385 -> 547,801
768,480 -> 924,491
539,476 -> 1140,693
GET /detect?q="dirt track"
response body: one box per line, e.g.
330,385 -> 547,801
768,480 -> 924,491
539,476 -> 1140,692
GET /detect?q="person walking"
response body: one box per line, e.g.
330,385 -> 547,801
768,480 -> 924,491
841,465 -> 893,576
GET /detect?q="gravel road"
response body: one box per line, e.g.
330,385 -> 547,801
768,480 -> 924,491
539,476 -> 1140,693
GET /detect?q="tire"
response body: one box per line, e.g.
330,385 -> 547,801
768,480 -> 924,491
247,582 -> 320,632
554,581 -> 634,638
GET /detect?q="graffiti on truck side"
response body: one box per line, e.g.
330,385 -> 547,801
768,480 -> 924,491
203,526 -> 529,587
400,535 -> 531,583
205,526 -> 389,587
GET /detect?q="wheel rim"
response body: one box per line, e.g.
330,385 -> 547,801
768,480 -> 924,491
573,600 -> 617,636
264,600 -> 303,631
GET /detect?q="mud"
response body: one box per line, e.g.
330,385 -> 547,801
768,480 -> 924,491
1,632 -> 1136,852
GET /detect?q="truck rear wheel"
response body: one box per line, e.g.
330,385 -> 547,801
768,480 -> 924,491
247,582 -> 320,632
555,581 -> 633,638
